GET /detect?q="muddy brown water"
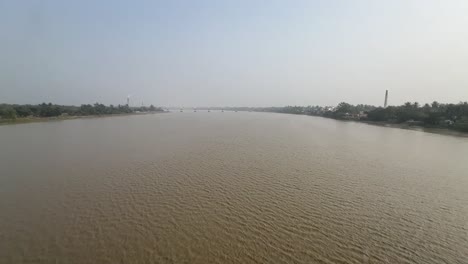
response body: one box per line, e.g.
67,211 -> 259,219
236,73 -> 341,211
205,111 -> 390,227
1,112 -> 467,263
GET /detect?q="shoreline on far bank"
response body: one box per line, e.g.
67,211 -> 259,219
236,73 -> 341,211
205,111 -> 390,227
0,111 -> 166,126
2,110 -> 467,137
248,111 -> 468,138
338,118 -> 468,137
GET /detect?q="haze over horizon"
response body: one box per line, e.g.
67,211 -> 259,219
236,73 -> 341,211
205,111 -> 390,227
1,0 -> 468,107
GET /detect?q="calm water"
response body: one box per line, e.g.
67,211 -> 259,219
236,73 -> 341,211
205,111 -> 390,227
1,112 -> 467,264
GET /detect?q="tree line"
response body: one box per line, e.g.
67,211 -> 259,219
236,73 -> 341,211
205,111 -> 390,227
0,103 -> 163,120
329,101 -> 468,132
226,101 -> 468,132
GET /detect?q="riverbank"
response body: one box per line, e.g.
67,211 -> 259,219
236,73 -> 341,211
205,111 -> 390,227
255,111 -> 468,137
0,111 -> 166,126
357,120 -> 468,137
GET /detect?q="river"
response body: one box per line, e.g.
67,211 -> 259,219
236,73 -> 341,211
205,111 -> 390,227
1,112 -> 467,263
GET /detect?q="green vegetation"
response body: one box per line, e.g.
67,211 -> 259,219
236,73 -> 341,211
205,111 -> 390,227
365,102 -> 468,132
225,101 -> 468,133
0,103 -> 164,123
1,107 -> 17,120
3,101 -> 468,132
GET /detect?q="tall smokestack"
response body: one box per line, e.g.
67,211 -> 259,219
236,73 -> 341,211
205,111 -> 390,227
384,90 -> 388,108
127,96 -> 130,106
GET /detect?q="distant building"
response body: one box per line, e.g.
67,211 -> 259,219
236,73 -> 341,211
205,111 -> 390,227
406,120 -> 424,126
444,120 -> 454,126
358,111 -> 368,119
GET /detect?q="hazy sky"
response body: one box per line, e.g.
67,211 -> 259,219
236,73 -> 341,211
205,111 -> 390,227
1,0 -> 467,107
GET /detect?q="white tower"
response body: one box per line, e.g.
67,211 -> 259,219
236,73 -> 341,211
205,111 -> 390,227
384,90 -> 388,108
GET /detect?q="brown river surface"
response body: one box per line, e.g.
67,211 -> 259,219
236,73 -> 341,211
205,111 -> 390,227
1,112 -> 467,263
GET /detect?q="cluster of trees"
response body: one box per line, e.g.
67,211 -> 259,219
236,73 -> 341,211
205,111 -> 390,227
227,101 -> 468,132
234,103 -> 376,117
366,101 -> 468,131
0,103 -> 163,120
